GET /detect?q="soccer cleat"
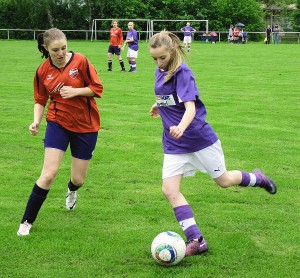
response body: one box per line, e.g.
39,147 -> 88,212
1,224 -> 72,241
121,69 -> 126,72
107,68 -> 112,71
66,189 -> 77,210
253,168 -> 277,194
17,220 -> 32,236
185,237 -> 208,256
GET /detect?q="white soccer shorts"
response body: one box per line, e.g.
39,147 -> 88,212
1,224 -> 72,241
183,36 -> 192,44
162,140 -> 226,179
127,48 -> 138,58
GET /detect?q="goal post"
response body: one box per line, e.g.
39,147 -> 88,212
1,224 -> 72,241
150,19 -> 209,39
91,18 -> 151,41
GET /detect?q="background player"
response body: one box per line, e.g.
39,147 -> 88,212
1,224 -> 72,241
181,22 -> 196,52
108,20 -> 126,71
121,21 -> 139,72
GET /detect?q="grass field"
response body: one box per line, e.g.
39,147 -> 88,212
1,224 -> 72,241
0,39 -> 299,278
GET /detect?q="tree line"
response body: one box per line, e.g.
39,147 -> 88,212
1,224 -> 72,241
0,0 -> 299,37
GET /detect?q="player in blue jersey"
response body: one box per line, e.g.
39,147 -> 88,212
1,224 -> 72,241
148,31 -> 277,257
121,21 -> 139,72
181,22 -> 196,52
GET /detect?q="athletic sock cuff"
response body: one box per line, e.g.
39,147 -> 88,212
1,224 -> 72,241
68,180 -> 81,191
33,183 -> 49,197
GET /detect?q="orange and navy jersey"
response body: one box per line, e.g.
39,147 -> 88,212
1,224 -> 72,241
34,52 -> 103,133
109,27 -> 123,46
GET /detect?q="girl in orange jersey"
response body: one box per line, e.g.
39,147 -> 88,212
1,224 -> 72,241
108,20 -> 126,71
17,28 -> 104,236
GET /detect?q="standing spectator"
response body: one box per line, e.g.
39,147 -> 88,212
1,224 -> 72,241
108,20 -> 126,71
273,24 -> 280,44
181,22 -> 196,52
265,25 -> 272,44
228,25 -> 234,43
17,28 -> 104,236
121,21 -> 139,72
239,29 -> 247,44
148,30 -> 277,256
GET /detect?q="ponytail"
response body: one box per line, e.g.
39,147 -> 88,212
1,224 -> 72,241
37,33 -> 49,59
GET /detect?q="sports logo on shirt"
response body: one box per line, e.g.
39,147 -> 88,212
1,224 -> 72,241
156,94 -> 176,107
69,68 -> 79,79
49,82 -> 65,94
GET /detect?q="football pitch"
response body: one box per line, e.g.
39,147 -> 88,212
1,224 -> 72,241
0,40 -> 299,277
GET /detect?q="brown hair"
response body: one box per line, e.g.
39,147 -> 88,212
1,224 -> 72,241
37,28 -> 67,59
149,30 -> 186,82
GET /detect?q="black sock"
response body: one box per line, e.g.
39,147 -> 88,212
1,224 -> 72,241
68,180 -> 81,191
21,183 -> 49,224
108,60 -> 112,70
119,60 -> 125,70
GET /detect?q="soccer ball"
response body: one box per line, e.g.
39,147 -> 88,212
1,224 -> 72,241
151,231 -> 186,266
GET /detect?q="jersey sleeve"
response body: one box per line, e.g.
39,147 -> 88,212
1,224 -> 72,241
118,28 -> 123,45
33,66 -> 49,106
82,56 -> 103,98
174,67 -> 199,102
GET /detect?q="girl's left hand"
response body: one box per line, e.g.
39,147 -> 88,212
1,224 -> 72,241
169,126 -> 183,140
60,86 -> 76,99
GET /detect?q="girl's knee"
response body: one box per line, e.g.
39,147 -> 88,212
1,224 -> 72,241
162,185 -> 170,198
162,185 -> 177,199
40,171 -> 57,185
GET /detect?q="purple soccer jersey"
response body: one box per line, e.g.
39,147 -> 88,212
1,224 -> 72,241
154,62 -> 218,154
181,26 -> 195,37
126,29 -> 138,51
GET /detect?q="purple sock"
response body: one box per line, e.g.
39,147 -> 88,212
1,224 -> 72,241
240,171 -> 261,187
239,171 -> 250,187
174,205 -> 202,241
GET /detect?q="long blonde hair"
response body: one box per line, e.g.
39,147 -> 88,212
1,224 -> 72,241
149,30 -> 186,82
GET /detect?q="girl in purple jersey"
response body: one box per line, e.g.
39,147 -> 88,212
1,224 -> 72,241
181,22 -> 196,52
121,21 -> 139,72
148,31 -> 277,257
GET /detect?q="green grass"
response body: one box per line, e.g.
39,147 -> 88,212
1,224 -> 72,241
0,40 -> 299,277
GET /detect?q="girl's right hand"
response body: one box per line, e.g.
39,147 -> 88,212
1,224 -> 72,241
149,103 -> 160,118
29,122 -> 39,136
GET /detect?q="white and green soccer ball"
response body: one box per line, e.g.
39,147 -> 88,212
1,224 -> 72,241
151,231 -> 186,266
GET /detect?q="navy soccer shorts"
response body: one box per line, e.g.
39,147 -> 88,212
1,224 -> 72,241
44,121 -> 98,160
108,45 -> 121,55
